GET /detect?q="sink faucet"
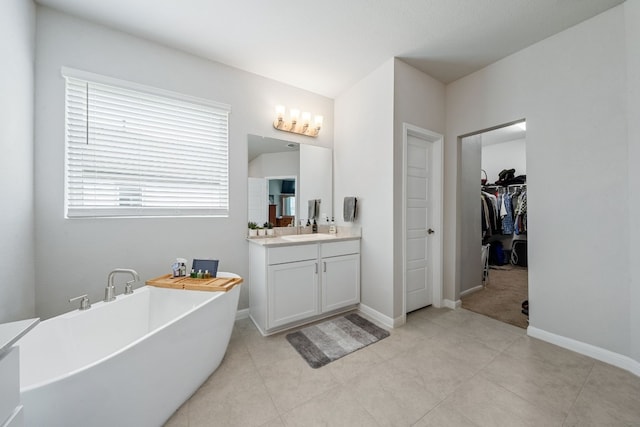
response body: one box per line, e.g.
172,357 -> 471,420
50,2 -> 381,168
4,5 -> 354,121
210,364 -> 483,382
104,268 -> 140,302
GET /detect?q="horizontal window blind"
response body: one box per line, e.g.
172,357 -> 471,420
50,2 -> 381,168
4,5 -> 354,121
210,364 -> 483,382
63,70 -> 230,218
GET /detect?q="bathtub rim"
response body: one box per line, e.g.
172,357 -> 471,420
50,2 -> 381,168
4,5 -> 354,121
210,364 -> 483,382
19,280 -> 239,393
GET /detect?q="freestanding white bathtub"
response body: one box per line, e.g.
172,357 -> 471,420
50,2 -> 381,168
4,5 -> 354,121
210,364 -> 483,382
16,274 -> 241,427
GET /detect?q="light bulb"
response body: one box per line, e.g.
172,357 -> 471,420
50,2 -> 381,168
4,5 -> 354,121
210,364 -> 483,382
275,105 -> 285,119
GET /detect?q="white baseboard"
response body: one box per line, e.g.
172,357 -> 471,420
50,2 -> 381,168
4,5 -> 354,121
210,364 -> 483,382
528,326 -> 640,377
460,285 -> 483,298
443,299 -> 462,309
358,304 -> 403,329
235,308 -> 250,321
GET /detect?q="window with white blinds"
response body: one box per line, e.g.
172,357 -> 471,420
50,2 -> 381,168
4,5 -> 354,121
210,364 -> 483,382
63,68 -> 230,218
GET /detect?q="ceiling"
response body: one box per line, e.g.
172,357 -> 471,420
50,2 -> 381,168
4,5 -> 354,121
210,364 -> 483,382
248,134 -> 299,162
36,0 -> 624,98
481,122 -> 526,147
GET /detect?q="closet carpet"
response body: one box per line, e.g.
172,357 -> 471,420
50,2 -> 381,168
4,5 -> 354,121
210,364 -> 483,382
462,265 -> 528,329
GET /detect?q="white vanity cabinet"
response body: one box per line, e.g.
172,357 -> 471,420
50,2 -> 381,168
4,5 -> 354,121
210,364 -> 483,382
249,238 -> 360,335
0,347 -> 22,427
0,318 -> 39,427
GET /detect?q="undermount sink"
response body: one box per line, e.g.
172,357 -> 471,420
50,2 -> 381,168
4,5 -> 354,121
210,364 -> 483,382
280,233 -> 337,242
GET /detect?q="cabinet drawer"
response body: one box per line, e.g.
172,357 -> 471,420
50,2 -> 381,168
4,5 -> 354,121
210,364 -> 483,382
321,240 -> 360,258
268,244 -> 318,265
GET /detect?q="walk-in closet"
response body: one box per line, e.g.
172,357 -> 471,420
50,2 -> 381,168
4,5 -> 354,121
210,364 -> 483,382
460,122 -> 529,328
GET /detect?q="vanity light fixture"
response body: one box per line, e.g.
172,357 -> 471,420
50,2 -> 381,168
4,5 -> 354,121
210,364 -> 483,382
273,105 -> 323,137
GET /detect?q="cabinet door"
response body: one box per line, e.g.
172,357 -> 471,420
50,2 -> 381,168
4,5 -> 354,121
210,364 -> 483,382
268,260 -> 319,328
321,254 -> 360,313
0,347 -> 20,427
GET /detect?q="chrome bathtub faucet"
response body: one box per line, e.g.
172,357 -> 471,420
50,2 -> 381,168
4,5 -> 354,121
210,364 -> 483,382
124,280 -> 135,295
69,294 -> 91,310
104,268 -> 140,302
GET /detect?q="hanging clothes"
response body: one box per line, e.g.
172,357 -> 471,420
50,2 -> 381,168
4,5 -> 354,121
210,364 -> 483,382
482,184 -> 526,237
515,190 -> 527,234
481,191 -> 501,238
481,194 -> 490,236
500,192 -> 515,235
513,188 -> 527,234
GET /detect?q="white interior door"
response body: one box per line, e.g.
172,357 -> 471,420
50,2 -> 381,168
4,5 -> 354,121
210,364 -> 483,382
405,128 -> 441,313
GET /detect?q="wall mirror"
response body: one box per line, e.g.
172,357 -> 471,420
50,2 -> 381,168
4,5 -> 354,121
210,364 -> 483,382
248,134 -> 332,228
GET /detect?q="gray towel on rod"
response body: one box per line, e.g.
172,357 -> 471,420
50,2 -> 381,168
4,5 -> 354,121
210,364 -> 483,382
343,197 -> 357,222
308,199 -> 320,220
308,200 -> 315,220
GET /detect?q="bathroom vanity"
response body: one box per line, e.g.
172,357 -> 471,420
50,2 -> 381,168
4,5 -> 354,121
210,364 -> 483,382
248,233 -> 360,336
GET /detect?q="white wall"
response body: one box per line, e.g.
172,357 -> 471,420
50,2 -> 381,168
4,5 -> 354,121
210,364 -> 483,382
34,6 -> 333,319
248,151 -> 299,178
334,59 -> 395,319
460,135 -> 482,295
0,0 -> 36,322
446,6 -> 630,359
626,0 -> 640,364
247,177 -> 267,225
392,59 -> 446,317
299,144 -> 333,223
481,139 -> 527,184
335,59 -> 445,322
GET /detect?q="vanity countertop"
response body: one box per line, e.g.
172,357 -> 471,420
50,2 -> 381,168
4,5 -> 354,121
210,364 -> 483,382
247,231 -> 361,247
0,318 -> 39,357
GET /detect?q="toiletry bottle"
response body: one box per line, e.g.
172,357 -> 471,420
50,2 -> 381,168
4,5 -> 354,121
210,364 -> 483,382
180,262 -> 186,277
312,219 -> 318,233
329,217 -> 337,234
172,262 -> 180,278
190,269 -> 196,278
204,270 -> 211,279
197,269 -> 203,279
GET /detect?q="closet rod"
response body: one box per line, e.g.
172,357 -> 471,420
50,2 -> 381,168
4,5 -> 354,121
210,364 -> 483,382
482,183 -> 526,187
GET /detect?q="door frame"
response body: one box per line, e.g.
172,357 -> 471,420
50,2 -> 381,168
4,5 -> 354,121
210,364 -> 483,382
402,123 -> 444,317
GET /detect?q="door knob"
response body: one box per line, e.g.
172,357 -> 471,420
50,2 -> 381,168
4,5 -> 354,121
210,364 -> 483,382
427,228 -> 435,234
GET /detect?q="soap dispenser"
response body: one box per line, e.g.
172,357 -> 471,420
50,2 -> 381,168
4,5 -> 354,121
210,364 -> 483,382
329,217 -> 337,234
312,219 -> 318,233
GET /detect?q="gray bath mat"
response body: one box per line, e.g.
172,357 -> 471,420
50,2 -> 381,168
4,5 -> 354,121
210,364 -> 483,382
286,313 -> 390,368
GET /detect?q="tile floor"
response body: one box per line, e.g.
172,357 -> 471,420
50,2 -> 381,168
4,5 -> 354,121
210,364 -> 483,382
164,307 -> 640,427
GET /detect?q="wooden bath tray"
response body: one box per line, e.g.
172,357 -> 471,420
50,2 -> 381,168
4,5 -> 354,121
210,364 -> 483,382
146,274 -> 243,292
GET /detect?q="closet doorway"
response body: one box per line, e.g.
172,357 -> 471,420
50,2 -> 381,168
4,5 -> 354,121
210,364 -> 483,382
402,124 -> 443,315
460,121 -> 529,328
